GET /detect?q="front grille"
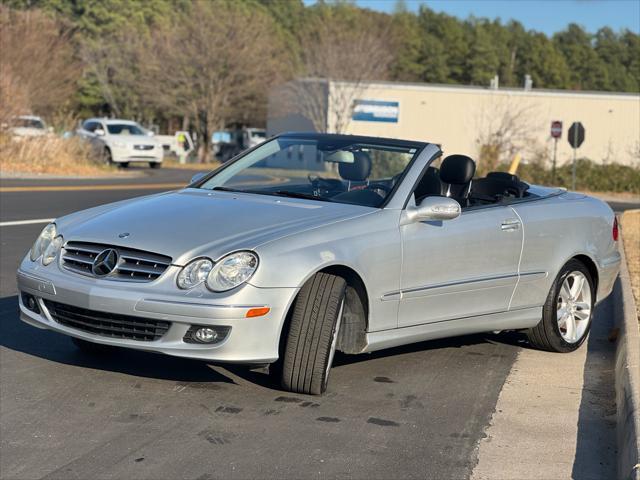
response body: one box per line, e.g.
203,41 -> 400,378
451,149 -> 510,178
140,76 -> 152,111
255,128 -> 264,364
44,300 -> 170,341
134,144 -> 154,150
62,241 -> 172,282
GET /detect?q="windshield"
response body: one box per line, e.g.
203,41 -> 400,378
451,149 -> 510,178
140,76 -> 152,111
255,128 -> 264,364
106,123 -> 145,135
197,136 -> 420,208
14,118 -> 44,129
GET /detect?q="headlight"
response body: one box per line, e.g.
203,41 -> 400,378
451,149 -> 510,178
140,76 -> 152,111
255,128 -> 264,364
206,251 -> 258,292
42,236 -> 64,265
177,258 -> 213,289
30,223 -> 56,261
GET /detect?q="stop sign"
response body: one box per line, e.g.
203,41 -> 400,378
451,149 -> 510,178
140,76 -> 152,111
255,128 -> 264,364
568,122 -> 585,149
551,121 -> 562,139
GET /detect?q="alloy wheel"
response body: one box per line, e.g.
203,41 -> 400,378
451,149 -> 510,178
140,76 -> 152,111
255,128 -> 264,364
556,271 -> 592,343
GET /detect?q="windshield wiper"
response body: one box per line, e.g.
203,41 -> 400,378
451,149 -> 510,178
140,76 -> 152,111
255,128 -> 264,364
273,190 -> 331,202
211,186 -> 329,202
211,186 -> 246,193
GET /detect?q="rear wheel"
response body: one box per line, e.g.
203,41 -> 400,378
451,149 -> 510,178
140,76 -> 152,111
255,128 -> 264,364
149,162 -> 161,169
119,162 -> 129,168
280,273 -> 347,395
526,259 -> 595,352
71,337 -> 115,354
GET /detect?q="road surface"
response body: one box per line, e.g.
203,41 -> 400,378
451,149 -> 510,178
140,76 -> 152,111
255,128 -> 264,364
0,167 -> 631,479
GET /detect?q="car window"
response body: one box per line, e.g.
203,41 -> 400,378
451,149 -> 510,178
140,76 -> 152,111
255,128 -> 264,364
83,121 -> 98,132
198,136 -> 420,208
14,118 -> 44,129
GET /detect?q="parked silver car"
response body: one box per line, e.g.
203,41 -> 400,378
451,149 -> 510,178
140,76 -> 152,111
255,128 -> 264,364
77,118 -> 163,168
17,133 -> 621,394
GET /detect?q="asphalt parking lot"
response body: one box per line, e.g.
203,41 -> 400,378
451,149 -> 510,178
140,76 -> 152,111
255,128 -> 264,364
0,167 -> 636,479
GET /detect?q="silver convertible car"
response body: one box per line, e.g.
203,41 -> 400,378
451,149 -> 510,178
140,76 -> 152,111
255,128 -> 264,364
17,133 -> 621,394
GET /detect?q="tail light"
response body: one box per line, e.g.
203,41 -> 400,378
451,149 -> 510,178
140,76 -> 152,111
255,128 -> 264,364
613,216 -> 619,242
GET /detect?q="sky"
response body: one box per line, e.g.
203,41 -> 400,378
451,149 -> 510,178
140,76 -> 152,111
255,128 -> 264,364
304,0 -> 640,35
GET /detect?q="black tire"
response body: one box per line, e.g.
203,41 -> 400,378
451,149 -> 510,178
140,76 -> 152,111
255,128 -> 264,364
526,259 -> 595,352
280,273 -> 347,395
119,162 -> 129,168
102,148 -> 113,165
149,162 -> 161,169
71,337 -> 114,354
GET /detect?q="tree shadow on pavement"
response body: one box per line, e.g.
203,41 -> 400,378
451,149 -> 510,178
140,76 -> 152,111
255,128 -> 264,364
571,280 -> 618,479
1,294 -> 528,391
0,295 -> 235,385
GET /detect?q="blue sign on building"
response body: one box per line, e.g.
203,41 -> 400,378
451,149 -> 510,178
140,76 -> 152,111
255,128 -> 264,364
352,100 -> 399,123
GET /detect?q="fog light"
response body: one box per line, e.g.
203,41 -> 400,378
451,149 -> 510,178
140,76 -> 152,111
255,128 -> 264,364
196,328 -> 217,342
183,325 -> 230,344
21,292 -> 40,313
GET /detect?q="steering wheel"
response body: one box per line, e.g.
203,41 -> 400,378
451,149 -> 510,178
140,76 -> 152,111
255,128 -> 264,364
308,174 -> 344,191
366,183 -> 392,195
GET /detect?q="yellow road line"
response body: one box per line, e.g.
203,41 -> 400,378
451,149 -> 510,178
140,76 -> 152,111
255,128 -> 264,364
0,183 -> 186,193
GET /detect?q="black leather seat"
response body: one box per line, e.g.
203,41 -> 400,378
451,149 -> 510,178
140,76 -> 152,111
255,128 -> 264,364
439,155 -> 476,206
338,151 -> 371,186
414,166 -> 443,203
472,171 -> 529,200
332,152 -> 384,207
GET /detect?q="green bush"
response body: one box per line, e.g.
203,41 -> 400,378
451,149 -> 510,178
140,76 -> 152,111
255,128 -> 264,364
507,159 -> 640,194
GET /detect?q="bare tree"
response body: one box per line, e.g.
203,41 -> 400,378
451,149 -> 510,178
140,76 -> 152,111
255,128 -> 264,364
280,8 -> 394,133
475,97 -> 539,173
0,6 -> 80,124
142,1 -> 289,161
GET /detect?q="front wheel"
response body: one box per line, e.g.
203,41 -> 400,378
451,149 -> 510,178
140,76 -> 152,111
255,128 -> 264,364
102,148 -> 113,165
526,259 -> 595,352
149,162 -> 161,169
280,273 -> 346,395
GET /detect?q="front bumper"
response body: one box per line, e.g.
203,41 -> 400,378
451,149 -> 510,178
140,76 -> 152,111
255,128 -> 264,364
111,146 -> 163,163
17,258 -> 298,363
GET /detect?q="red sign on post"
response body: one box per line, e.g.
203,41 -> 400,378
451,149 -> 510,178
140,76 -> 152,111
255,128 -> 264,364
551,121 -> 563,139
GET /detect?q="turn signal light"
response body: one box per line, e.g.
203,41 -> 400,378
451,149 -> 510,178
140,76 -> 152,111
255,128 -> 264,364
613,217 -> 619,242
246,307 -> 270,318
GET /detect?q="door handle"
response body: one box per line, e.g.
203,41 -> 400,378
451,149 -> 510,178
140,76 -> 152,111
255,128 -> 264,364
501,219 -> 520,231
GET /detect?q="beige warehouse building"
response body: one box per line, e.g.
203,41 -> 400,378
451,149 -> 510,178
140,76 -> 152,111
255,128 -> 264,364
269,79 -> 640,167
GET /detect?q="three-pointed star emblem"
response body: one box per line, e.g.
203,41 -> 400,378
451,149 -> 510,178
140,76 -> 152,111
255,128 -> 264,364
92,249 -> 119,276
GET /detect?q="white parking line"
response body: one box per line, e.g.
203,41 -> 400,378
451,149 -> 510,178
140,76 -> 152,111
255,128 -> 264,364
0,218 -> 54,227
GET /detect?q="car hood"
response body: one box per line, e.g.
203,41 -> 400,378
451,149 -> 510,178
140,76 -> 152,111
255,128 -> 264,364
57,188 -> 373,265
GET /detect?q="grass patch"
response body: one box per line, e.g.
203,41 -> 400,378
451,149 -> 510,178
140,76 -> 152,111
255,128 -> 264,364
621,209 -> 640,320
0,134 -> 120,177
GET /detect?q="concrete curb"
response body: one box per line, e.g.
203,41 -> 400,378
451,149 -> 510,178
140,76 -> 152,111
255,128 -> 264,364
615,235 -> 640,480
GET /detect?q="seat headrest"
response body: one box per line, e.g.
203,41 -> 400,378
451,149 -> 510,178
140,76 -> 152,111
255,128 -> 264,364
440,155 -> 476,185
339,151 -> 372,182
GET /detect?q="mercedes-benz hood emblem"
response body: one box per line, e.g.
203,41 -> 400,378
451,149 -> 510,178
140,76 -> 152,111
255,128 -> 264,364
92,248 -> 119,276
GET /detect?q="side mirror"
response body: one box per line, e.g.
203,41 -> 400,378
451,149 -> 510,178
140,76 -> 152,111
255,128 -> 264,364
94,128 -> 105,136
405,196 -> 461,222
190,172 -> 207,184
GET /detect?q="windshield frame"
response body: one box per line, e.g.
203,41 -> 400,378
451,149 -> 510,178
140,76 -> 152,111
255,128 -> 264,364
190,133 -> 428,209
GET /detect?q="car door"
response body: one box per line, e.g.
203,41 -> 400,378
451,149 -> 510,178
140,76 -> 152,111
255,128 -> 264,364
398,204 -> 523,327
